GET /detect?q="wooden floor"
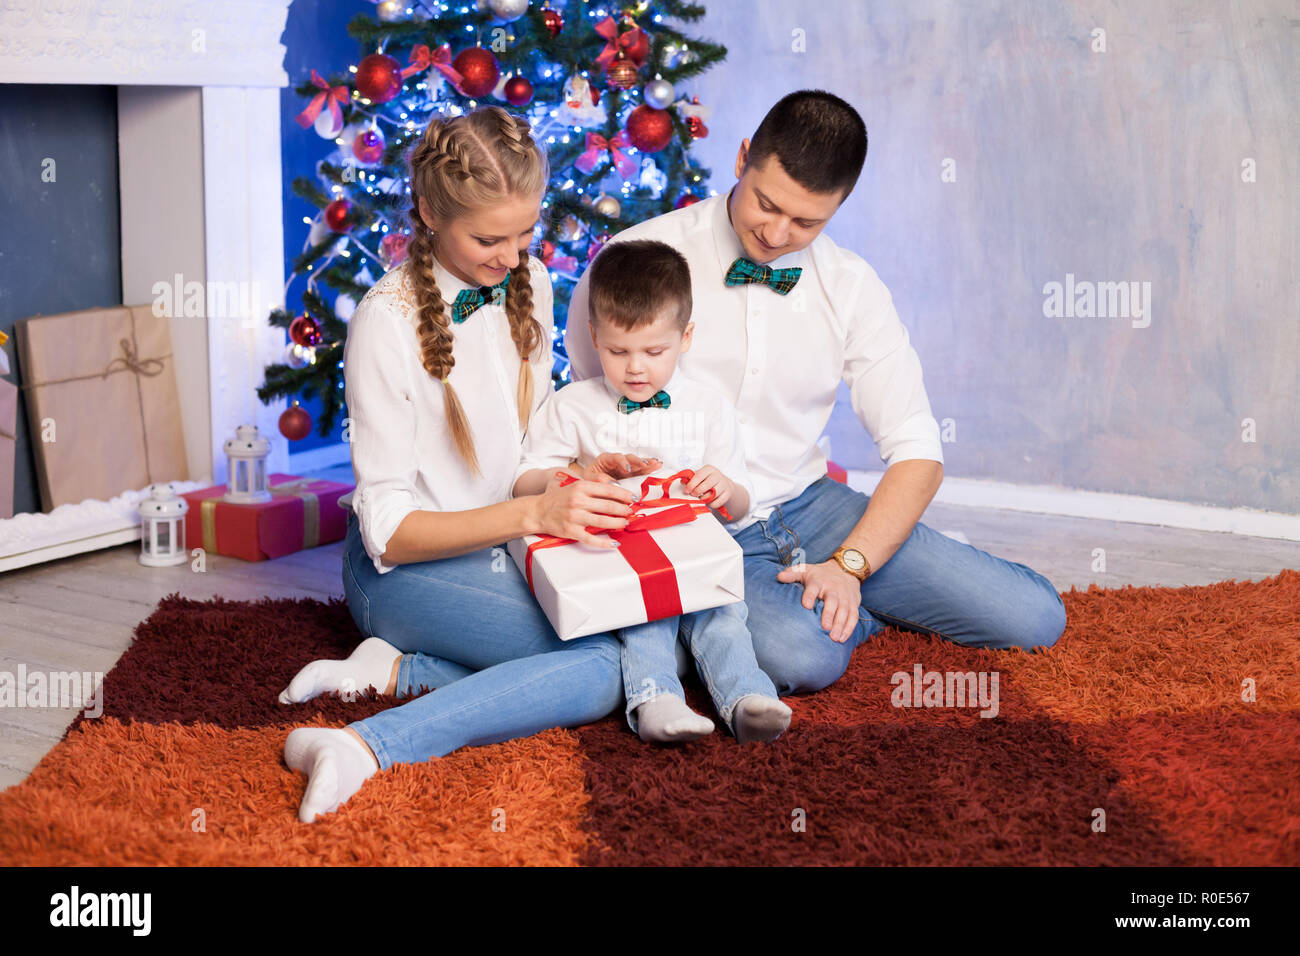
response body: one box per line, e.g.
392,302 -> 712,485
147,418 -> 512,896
2,466 -> 1298,791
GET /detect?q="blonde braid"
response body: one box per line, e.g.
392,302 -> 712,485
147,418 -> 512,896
403,107 -> 550,475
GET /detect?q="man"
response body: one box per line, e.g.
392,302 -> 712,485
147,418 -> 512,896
565,90 -> 1065,695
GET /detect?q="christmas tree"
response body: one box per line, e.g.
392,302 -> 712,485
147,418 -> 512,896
259,0 -> 726,441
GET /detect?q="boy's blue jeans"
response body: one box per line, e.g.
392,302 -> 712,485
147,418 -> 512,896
620,600 -> 776,735
699,474 -> 1068,696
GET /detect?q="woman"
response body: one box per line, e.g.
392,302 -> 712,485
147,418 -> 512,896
279,106 -> 648,824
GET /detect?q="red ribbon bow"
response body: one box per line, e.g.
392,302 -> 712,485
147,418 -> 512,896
402,43 -> 463,91
593,16 -> 649,71
295,69 -> 348,130
573,130 -> 636,180
522,470 -> 734,626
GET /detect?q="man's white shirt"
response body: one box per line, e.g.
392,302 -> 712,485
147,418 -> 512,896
344,255 -> 555,574
514,367 -> 756,529
564,188 -> 943,533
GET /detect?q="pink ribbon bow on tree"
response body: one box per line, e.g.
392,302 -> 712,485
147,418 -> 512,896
574,130 -> 637,181
295,70 -> 348,130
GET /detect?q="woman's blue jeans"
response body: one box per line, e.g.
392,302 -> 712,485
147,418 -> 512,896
690,474 -> 1069,696
339,510 -> 623,770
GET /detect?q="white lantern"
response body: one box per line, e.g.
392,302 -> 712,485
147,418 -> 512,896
224,424 -> 271,503
138,483 -> 189,567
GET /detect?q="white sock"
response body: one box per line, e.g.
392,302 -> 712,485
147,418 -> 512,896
635,694 -> 715,744
278,636 -> 401,705
283,727 -> 380,823
732,694 -> 792,744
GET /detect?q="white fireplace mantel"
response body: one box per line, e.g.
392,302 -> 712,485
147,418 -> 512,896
0,0 -> 295,571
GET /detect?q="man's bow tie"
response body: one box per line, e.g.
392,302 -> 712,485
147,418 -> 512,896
450,273 -> 510,324
724,256 -> 802,295
617,390 -> 671,414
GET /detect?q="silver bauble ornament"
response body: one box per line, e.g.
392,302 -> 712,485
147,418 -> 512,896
487,0 -> 528,22
643,78 -> 675,110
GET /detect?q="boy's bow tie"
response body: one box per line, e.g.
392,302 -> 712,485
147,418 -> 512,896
617,390 -> 671,414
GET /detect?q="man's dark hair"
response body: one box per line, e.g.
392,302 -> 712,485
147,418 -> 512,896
746,89 -> 868,200
587,239 -> 692,333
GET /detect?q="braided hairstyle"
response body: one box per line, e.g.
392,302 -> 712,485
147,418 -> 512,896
406,106 -> 550,477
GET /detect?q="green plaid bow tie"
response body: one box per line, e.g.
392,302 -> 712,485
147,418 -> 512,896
724,257 -> 802,294
450,273 -> 510,324
617,390 -> 671,414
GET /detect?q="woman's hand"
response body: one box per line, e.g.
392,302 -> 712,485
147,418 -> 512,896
776,559 -> 863,644
531,473 -> 639,549
581,452 -> 662,484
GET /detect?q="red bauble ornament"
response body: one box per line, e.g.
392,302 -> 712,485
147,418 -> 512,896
279,405 -> 313,441
353,127 -> 385,164
542,8 -> 563,36
539,239 -> 555,262
453,48 -> 500,98
355,53 -> 402,104
289,315 -> 322,346
504,75 -> 534,106
605,53 -> 639,90
324,199 -> 351,231
675,194 -> 700,209
625,104 -> 673,152
687,115 -> 708,139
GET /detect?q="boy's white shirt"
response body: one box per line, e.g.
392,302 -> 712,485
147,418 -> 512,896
563,188 -> 944,534
514,366 -> 757,529
344,255 -> 555,575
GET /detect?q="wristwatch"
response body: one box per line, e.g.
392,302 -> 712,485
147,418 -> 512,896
831,546 -> 871,582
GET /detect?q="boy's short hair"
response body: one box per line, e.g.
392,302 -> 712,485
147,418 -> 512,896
747,89 -> 867,201
587,239 -> 692,333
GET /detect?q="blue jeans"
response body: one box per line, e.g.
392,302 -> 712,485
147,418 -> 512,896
620,600 -> 777,735
683,475 -> 1068,696
339,510 -> 623,770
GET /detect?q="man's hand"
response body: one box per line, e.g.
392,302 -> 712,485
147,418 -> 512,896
581,453 -> 661,484
776,559 -> 862,644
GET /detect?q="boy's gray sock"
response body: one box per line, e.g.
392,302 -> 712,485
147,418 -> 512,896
635,694 -> 714,744
732,694 -> 792,744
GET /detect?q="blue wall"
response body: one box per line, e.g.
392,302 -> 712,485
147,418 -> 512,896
0,84 -> 122,517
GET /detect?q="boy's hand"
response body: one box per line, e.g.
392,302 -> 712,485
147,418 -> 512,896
685,465 -> 734,512
583,453 -> 662,484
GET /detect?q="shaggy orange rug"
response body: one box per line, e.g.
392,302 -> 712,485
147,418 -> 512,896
1,570 -> 1297,866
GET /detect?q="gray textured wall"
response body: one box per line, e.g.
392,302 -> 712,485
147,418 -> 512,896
686,0 -> 1297,512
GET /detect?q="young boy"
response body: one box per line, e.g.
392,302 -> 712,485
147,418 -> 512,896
512,240 -> 791,745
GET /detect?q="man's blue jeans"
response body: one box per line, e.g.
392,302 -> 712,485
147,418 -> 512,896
338,510 -> 623,770
680,475 -> 1068,696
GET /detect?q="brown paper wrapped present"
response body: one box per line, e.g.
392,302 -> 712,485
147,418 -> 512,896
0,377 -> 16,519
14,305 -> 189,511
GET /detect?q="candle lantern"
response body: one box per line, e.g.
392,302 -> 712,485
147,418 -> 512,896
224,424 -> 271,503
138,483 -> 189,567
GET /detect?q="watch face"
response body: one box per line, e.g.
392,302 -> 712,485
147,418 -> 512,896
842,549 -> 866,571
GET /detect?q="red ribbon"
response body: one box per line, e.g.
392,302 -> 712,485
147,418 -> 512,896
593,16 -> 649,71
573,130 -> 636,180
295,69 -> 348,130
402,43 -> 463,90
522,470 -> 733,625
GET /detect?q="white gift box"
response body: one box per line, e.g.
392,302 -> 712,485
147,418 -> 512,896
507,473 -> 744,641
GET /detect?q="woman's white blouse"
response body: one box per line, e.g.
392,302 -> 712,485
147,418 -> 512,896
344,254 -> 555,574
